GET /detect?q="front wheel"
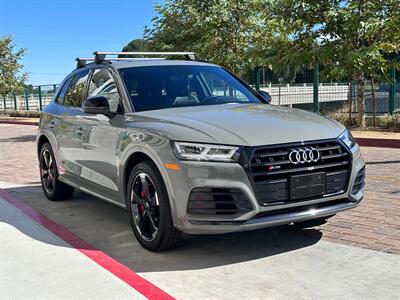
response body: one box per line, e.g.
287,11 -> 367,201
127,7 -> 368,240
126,161 -> 182,251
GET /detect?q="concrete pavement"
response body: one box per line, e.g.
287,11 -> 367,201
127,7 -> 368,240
140,241 -> 400,300
0,194 -> 146,300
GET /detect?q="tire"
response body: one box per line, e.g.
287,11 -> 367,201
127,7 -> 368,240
39,142 -> 74,201
126,161 -> 182,251
292,214 -> 335,229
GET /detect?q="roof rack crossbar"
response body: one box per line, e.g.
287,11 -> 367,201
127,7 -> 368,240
76,51 -> 196,68
93,51 -> 196,62
100,57 -> 167,61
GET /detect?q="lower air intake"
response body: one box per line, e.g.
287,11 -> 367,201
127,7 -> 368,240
187,188 -> 252,215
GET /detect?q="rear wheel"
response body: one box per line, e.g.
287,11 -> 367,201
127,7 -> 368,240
126,161 -> 182,251
39,143 -> 74,201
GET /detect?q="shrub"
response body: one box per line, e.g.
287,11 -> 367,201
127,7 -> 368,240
328,112 -> 357,127
381,113 -> 400,129
0,110 -> 41,118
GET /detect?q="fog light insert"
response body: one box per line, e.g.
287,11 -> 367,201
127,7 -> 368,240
187,188 -> 252,215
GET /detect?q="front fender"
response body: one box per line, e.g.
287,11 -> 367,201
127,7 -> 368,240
119,133 -> 178,217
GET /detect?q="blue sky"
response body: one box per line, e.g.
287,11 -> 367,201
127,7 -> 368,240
0,0 -> 163,85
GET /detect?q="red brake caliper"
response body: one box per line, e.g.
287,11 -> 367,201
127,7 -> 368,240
139,191 -> 145,214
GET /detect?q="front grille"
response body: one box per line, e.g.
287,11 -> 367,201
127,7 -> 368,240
247,139 -> 351,206
187,187 -> 252,215
351,167 -> 365,194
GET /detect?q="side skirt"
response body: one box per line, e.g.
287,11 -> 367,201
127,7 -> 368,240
59,176 -> 127,209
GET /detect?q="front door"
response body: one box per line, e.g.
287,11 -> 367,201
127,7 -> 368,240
73,68 -> 124,203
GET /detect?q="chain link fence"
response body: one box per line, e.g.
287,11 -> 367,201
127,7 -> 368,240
260,82 -> 349,113
255,65 -> 399,117
1,65 -> 398,117
1,84 -> 59,111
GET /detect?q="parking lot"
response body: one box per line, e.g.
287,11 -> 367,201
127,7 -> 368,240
1,123 -> 399,299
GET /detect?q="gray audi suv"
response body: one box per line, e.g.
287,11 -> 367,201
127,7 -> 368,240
37,51 -> 365,251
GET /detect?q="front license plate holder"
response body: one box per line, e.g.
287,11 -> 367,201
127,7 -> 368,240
289,172 -> 326,200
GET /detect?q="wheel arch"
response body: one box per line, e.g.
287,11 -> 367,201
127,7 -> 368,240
37,134 -> 50,158
123,152 -> 153,197
37,132 -> 60,168
122,150 -> 174,212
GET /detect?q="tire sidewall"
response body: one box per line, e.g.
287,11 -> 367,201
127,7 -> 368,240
39,143 -> 58,199
126,161 -> 172,250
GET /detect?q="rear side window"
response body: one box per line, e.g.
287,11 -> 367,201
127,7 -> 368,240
63,69 -> 90,107
55,76 -> 72,104
200,72 -> 248,101
88,68 -> 122,113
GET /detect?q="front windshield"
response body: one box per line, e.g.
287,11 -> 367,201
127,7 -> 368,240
119,65 -> 263,112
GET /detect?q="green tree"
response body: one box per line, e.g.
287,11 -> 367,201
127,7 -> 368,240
270,0 -> 400,127
122,38 -> 151,52
144,0 -> 282,75
0,35 -> 27,95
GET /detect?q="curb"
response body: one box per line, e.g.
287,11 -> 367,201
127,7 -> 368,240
0,120 -> 39,126
0,188 -> 175,300
355,138 -> 400,149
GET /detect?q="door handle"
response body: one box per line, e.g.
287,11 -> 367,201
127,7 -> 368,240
48,120 -> 56,129
76,126 -> 84,135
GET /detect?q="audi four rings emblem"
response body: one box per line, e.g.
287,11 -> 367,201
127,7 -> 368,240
288,147 -> 320,164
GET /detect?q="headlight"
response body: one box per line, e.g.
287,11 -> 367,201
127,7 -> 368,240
339,129 -> 356,149
172,142 -> 240,162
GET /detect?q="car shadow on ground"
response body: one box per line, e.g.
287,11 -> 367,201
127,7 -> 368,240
2,185 -> 322,273
0,135 -> 37,143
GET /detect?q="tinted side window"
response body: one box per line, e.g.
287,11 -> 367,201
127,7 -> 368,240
88,68 -> 122,113
201,72 -> 248,101
55,76 -> 72,104
64,69 -> 90,107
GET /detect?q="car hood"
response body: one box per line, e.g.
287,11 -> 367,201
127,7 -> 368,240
126,104 -> 345,146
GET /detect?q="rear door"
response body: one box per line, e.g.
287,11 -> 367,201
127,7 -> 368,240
41,76 -> 72,169
56,69 -> 91,183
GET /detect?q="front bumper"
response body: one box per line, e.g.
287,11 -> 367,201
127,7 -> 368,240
187,198 -> 360,234
162,143 -> 365,235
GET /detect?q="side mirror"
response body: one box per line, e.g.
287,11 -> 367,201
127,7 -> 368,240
82,96 -> 114,118
257,90 -> 272,104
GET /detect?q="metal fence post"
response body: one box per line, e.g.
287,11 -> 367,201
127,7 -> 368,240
278,85 -> 281,105
13,94 -> 17,110
313,64 -> 319,113
3,96 -> 6,110
255,68 -> 261,90
38,85 -> 43,111
24,88 -> 29,111
389,66 -> 396,115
